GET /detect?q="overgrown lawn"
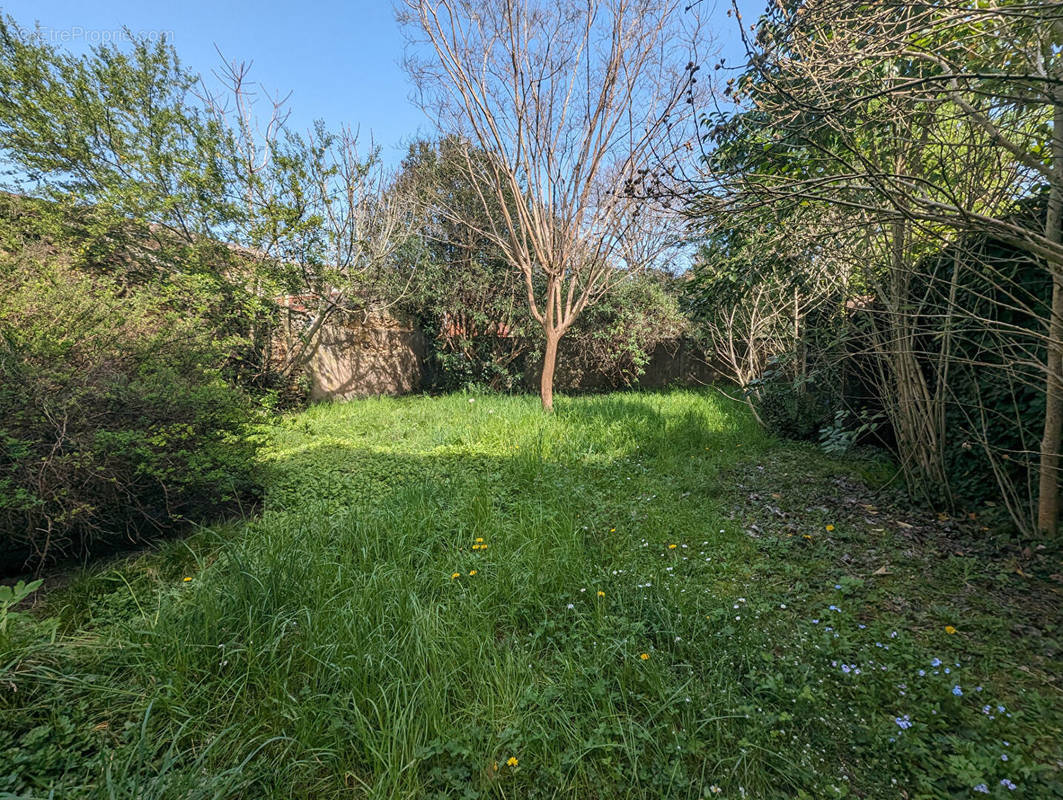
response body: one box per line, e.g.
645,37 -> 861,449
2,390 -> 1060,798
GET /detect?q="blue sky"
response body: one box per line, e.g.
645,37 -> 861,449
1,0 -> 763,167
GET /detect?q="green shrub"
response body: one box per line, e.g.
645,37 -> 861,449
747,360 -> 837,441
554,272 -> 688,391
921,234 -> 1050,512
0,256 -> 259,571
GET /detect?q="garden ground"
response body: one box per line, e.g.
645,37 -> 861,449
1,390 -> 1060,798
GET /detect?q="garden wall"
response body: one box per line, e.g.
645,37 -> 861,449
635,338 -> 719,389
308,312 -> 425,400
298,320 -> 715,400
270,307 -> 425,401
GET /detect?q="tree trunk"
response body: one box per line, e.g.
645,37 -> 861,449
1037,92 -> 1063,536
540,329 -> 560,412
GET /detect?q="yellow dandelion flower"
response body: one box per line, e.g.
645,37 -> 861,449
945,625 -> 957,634
476,537 -> 484,543
182,577 -> 192,582
803,534 -> 812,540
668,544 -> 677,550
640,652 -> 650,660
481,544 -> 488,550
610,528 -> 616,532
451,572 -> 460,579
597,590 -> 605,598
469,570 -> 477,576
506,757 -> 518,767
825,524 -> 835,532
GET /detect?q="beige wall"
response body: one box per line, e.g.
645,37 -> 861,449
304,312 -> 424,401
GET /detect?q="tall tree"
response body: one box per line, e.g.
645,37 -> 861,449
400,0 -> 698,409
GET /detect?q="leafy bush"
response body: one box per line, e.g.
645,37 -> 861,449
920,233 -> 1050,513
554,272 -> 688,391
395,138 -> 534,393
0,256 -> 259,571
818,408 -> 886,455
746,359 -> 837,441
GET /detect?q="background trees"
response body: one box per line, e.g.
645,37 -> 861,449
202,58 -> 419,381
396,135 -> 694,393
395,136 -> 535,391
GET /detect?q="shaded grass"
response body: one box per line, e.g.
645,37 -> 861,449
1,390 -> 1060,798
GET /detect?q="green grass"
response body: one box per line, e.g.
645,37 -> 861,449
2,390 -> 1060,798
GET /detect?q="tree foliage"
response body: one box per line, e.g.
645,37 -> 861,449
686,0 -> 1063,535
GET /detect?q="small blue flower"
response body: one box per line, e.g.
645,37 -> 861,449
1000,778 -> 1017,790
931,658 -> 942,667
1001,754 -> 1008,761
917,669 -> 926,677
894,715 -> 912,730
952,685 -> 963,696
973,784 -> 989,794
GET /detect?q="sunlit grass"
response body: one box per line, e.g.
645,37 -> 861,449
2,390 -> 1059,798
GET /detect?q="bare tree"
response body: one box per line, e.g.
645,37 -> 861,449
400,0 -> 701,409
688,209 -> 854,426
